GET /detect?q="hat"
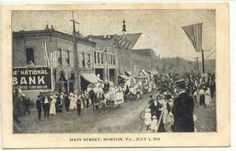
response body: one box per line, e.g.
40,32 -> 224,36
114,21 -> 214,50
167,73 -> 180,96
175,79 -> 185,88
145,108 -> 151,113
70,92 -> 73,96
152,115 -> 157,119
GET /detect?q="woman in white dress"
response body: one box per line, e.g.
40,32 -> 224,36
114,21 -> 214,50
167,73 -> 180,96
205,87 -> 211,105
49,93 -> 57,115
69,93 -> 77,110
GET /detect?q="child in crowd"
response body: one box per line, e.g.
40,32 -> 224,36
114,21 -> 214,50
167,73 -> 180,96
144,108 -> 152,130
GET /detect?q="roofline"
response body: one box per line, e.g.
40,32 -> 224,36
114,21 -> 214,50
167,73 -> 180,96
132,48 -> 154,51
13,29 -> 96,46
87,32 -> 142,38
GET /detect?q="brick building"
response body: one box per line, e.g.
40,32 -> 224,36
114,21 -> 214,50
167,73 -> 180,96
87,35 -> 117,82
12,25 -> 96,98
87,20 -> 143,79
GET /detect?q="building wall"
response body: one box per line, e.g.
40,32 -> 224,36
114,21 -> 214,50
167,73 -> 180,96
12,35 -> 75,68
117,48 -> 132,73
77,43 -> 94,71
12,32 -> 97,99
93,46 -> 117,82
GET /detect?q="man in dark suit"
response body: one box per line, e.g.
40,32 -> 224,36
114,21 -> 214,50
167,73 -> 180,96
36,95 -> 43,120
42,94 -> 51,118
64,93 -> 70,112
172,79 -> 194,132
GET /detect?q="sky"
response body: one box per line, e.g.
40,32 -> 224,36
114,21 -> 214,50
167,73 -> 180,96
12,9 -> 216,61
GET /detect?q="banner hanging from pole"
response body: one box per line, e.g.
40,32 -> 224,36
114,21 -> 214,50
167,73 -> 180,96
182,23 -> 203,52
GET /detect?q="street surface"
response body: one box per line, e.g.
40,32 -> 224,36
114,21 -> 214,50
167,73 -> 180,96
15,92 -> 216,133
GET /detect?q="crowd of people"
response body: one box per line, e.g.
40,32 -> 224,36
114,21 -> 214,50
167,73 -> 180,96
144,72 -> 215,132
12,75 -> 155,124
13,71 -> 215,133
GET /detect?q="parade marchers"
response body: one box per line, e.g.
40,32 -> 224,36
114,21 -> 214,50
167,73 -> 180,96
13,71 -> 215,133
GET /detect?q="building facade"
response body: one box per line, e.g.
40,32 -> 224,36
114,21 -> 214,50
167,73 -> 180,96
87,35 -> 117,83
12,25 -> 96,98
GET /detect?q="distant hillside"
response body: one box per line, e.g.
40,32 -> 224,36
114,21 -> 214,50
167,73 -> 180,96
154,56 -> 215,73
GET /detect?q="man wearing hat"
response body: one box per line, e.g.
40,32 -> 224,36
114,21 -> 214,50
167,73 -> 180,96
172,79 -> 194,132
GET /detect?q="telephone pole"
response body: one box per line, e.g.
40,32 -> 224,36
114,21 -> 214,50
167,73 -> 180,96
201,49 -> 205,73
70,11 -> 80,91
194,57 -> 200,72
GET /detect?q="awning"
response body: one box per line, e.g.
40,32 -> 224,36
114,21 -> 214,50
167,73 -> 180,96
81,73 -> 102,84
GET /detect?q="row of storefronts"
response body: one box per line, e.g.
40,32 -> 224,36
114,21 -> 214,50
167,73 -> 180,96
12,22 -> 156,99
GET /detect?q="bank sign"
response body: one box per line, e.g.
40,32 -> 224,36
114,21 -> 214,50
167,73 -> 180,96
13,67 -> 51,90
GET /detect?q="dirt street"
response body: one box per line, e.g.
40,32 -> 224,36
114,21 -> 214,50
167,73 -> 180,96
16,93 -> 153,133
15,92 -> 216,133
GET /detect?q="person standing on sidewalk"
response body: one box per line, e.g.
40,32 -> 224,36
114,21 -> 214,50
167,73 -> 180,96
43,94 -> 51,118
199,86 -> 206,106
36,95 -> 43,120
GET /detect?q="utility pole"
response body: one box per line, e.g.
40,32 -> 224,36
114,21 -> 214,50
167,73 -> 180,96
194,57 -> 200,72
201,49 -> 205,73
70,11 -> 80,91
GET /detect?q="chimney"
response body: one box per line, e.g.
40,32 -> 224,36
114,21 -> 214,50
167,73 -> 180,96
45,24 -> 50,30
51,25 -> 55,31
122,19 -> 126,33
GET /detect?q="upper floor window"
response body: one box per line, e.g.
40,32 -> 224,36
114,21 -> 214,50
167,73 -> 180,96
110,55 -> 112,65
58,49 -> 62,66
82,53 -> 85,67
25,48 -> 34,65
113,55 -> 116,65
66,50 -> 70,66
94,51 -> 97,64
87,53 -> 91,68
97,52 -> 100,64
101,53 -> 104,64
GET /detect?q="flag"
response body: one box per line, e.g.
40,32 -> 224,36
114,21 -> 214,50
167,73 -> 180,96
49,51 -> 57,68
42,42 -> 49,66
42,42 -> 50,66
182,23 -> 203,52
44,42 -> 50,66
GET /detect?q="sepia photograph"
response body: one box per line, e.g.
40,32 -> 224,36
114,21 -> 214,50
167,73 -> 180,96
1,3 -> 230,148
12,9 -> 216,134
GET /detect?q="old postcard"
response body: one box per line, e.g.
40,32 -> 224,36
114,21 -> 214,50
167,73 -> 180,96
1,3 -> 229,148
